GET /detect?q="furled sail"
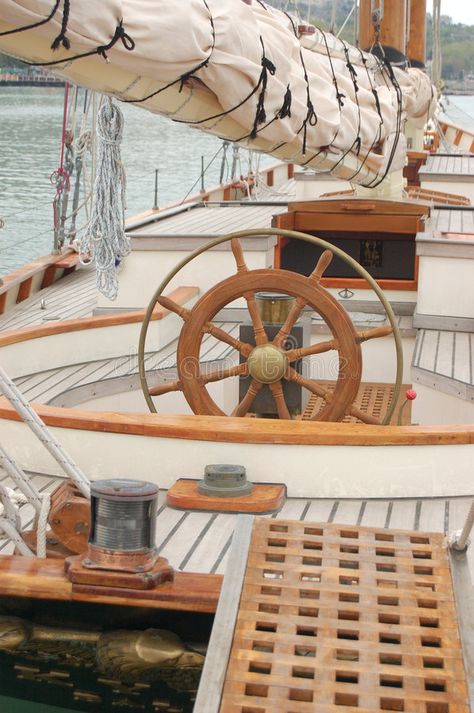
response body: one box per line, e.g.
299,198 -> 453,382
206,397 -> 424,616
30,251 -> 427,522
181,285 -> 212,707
0,0 -> 435,185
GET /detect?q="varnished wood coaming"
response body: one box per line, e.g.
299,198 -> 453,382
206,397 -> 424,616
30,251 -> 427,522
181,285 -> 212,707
0,250 -> 81,315
0,555 -> 221,613
0,285 -> 199,346
0,398 -> 472,445
0,280 -> 472,446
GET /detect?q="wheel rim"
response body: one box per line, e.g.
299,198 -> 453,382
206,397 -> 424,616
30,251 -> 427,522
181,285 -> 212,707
139,228 -> 403,425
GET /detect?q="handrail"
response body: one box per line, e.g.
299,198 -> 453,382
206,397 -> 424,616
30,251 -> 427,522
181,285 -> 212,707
0,399 -> 472,446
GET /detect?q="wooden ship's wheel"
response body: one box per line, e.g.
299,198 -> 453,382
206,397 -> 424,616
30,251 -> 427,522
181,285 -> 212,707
139,229 -> 403,425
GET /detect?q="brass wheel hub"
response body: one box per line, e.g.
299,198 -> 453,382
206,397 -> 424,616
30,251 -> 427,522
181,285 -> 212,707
247,344 -> 288,384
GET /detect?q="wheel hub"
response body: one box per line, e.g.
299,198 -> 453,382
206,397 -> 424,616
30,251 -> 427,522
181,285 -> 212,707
247,344 -> 288,384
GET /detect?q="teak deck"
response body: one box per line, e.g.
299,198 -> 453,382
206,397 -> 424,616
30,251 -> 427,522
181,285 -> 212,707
201,518 -> 471,713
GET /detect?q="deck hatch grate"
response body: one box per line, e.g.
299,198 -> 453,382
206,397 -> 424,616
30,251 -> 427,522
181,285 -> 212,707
301,382 -> 412,424
219,518 -> 469,712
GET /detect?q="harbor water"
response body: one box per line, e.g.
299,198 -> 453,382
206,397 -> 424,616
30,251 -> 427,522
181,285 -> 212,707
0,86 -> 261,276
1,88 -> 471,278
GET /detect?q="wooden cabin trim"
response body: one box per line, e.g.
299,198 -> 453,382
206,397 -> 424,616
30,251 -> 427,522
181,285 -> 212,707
0,398 -> 472,445
272,203 -> 421,290
0,286 -> 199,347
287,198 -> 431,218
294,212 -> 422,234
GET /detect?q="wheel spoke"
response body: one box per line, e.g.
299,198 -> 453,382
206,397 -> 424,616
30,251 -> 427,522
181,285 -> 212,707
285,366 -> 333,402
285,338 -> 339,363
244,291 -> 267,345
308,249 -> 333,286
347,404 -> 381,425
149,380 -> 182,397
200,362 -> 248,385
355,325 -> 393,343
157,296 -> 192,321
269,381 -> 291,419
273,250 -> 333,348
232,379 -> 263,417
203,322 -> 253,357
273,296 -> 306,348
231,238 -> 248,273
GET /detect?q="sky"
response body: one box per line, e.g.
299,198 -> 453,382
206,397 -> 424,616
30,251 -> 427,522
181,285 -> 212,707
429,0 -> 474,25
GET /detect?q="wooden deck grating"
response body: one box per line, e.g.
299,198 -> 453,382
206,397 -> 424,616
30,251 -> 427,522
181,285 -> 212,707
220,518 -> 470,713
301,383 -> 412,425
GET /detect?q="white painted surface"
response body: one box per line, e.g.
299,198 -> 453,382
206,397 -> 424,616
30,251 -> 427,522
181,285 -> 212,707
421,179 -> 474,203
1,417 -> 472,499
97,239 -> 276,311
326,288 -> 417,304
295,175 -> 351,200
308,332 -> 414,384
0,312 -> 185,380
417,255 -> 474,319
412,383 -> 474,425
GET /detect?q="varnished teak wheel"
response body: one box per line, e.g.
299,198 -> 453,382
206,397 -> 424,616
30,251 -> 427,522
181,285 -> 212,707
139,230 -> 401,424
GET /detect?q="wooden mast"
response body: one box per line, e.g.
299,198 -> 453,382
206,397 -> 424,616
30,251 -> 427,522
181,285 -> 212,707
406,0 -> 427,66
359,0 -> 407,56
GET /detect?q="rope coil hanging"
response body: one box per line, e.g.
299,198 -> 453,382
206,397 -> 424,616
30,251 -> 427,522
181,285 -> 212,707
80,98 -> 130,301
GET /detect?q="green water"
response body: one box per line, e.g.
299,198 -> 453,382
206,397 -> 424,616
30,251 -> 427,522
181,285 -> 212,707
0,697 -> 78,712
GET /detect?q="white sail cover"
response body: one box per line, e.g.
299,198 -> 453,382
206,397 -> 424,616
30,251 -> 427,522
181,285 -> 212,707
0,0 -> 435,184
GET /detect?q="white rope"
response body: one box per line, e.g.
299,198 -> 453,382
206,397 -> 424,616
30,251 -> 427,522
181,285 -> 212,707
80,98 -> 130,301
0,482 -> 34,557
0,443 -> 42,512
36,493 -> 51,559
0,483 -> 23,525
0,365 -> 90,499
0,519 -> 34,556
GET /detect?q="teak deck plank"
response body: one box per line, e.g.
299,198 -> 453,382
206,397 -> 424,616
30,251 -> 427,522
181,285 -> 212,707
214,518 -> 470,713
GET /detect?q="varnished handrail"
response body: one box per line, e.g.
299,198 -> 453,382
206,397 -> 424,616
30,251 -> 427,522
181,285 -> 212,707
0,398 -> 472,446
0,284 -> 472,446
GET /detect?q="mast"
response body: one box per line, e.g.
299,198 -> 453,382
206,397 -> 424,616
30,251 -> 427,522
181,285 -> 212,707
359,0 -> 407,59
406,0 -> 427,66
356,0 -> 410,197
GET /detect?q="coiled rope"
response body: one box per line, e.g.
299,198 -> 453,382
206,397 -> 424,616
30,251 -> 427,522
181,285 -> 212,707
80,99 -> 129,300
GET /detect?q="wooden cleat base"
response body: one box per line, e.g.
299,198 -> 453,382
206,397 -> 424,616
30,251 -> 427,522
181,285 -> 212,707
166,478 -> 286,513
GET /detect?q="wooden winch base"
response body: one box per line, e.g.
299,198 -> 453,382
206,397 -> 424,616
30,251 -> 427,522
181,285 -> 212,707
166,479 -> 286,513
48,479 -> 90,554
65,554 -> 174,591
218,518 -> 470,713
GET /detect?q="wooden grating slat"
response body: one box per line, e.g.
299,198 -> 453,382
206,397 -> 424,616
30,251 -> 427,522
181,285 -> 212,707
301,382 -> 412,425
220,518 -> 470,713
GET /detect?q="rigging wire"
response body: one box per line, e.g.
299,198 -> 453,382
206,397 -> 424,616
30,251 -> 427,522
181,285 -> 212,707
0,198 -> 54,220
336,2 -> 356,39
179,143 -> 225,204
0,226 -> 54,255
431,0 -> 442,89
